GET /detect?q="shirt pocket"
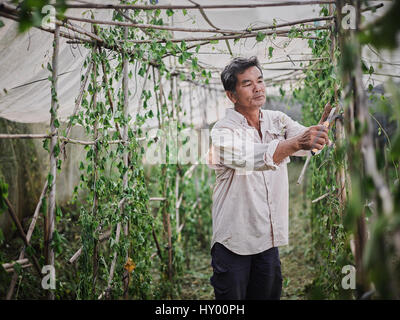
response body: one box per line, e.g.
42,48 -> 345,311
265,128 -> 291,165
266,128 -> 286,142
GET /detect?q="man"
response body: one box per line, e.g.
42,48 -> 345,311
206,56 -> 330,300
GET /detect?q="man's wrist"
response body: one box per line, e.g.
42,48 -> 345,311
290,136 -> 301,153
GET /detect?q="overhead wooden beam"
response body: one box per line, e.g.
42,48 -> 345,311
63,1 -> 336,10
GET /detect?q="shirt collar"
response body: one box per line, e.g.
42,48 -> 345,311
226,108 -> 264,125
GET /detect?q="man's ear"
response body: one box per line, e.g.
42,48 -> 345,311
226,90 -> 238,104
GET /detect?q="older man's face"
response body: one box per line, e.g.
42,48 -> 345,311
228,66 -> 266,109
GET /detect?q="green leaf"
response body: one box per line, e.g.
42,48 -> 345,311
268,46 -> 274,58
18,19 -> 33,33
0,20 -> 4,28
391,133 -> 400,159
47,174 -> 54,186
165,41 -> 173,50
43,138 -> 50,151
166,9 -> 174,17
138,67 -> 146,77
256,32 -> 266,42
47,62 -> 53,72
368,65 -> 374,75
0,178 -> 8,211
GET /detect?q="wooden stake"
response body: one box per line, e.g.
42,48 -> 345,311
5,180 -> 48,299
4,198 -> 42,278
329,2 -> 347,212
45,24 -> 60,300
91,32 -> 99,298
122,25 -> 130,299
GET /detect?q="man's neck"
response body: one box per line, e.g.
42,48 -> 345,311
234,105 -> 261,128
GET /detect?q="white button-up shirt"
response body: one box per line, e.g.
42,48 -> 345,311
206,107 -> 308,255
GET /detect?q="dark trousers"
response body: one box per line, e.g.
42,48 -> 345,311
210,242 -> 282,300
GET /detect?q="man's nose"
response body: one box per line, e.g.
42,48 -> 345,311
254,82 -> 264,92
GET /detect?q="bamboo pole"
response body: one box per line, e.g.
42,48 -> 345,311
99,221 -> 121,299
134,64 -> 151,121
122,25 -> 130,299
63,1 -> 336,10
154,66 -> 173,283
329,3 -> 347,211
262,57 -> 328,65
163,167 -> 173,282
93,23 -> 124,141
62,14 -> 331,35
5,180 -> 48,299
45,24 -> 60,300
149,197 -> 166,201
115,25 -> 331,43
188,0 -> 232,55
175,170 -> 180,234
297,154 -> 312,185
311,191 -> 331,203
68,229 -> 111,264
3,198 -> 42,278
2,259 -> 30,271
0,10 -> 91,44
90,33 -> 99,298
0,134 -> 53,139
0,134 -> 132,144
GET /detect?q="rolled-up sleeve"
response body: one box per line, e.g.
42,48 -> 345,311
209,126 -> 281,171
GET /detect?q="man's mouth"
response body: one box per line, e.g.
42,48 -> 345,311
254,95 -> 265,99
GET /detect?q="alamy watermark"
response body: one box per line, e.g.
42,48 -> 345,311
41,265 -> 56,290
341,4 -> 356,30
341,265 -> 356,290
41,5 -> 56,29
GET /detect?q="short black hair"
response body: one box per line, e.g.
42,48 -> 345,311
220,56 -> 263,92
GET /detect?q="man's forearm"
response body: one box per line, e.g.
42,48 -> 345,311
272,137 -> 301,165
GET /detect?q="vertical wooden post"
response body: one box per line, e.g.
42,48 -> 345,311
329,3 -> 347,211
337,0 -> 374,297
46,24 -> 60,300
157,67 -> 173,283
189,82 -> 193,126
175,167 -> 180,234
91,25 -> 99,297
122,25 -> 130,299
353,0 -> 371,297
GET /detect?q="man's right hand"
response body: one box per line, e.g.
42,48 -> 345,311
297,125 -> 329,151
